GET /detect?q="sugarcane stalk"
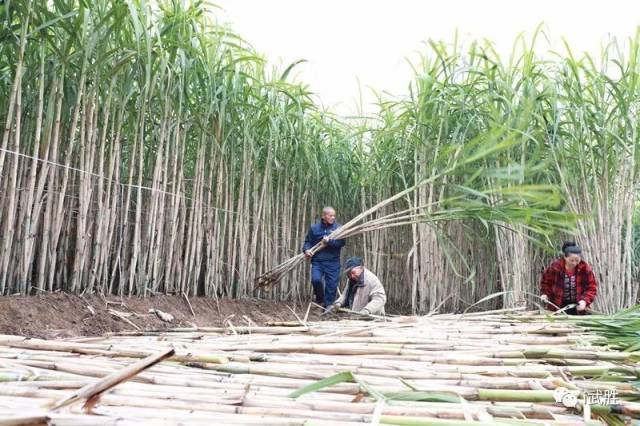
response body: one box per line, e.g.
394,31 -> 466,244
50,348 -> 175,410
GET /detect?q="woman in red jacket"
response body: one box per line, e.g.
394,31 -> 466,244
540,242 -> 598,314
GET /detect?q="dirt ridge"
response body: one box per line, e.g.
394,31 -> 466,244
0,293 -> 319,339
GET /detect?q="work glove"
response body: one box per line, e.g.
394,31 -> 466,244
577,300 -> 587,311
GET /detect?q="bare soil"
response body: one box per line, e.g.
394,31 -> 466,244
0,293 -> 321,339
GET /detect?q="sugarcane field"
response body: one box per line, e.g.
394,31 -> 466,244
2,0 -> 640,425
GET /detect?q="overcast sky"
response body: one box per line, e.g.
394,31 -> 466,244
214,0 -> 640,116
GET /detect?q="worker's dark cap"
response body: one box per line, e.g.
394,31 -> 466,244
563,244 -> 582,255
344,257 -> 363,274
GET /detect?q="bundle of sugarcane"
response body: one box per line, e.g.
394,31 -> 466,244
506,304 -> 640,354
254,173 -> 428,289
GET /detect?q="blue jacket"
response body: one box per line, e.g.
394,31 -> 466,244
302,221 -> 346,263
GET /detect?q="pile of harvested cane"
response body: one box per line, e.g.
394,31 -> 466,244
0,308 -> 638,425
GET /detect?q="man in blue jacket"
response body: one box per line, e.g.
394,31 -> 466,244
303,206 -> 346,308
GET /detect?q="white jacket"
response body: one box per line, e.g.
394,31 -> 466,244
335,268 -> 386,315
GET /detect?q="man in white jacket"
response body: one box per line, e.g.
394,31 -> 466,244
328,257 -> 386,315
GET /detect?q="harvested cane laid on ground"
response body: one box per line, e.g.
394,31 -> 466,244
0,308 -> 638,425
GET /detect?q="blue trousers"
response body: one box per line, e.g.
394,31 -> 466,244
311,260 -> 341,307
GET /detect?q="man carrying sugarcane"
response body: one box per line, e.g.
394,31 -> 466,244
303,206 -> 346,307
326,257 -> 386,316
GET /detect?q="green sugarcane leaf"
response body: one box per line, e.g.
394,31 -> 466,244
288,371 -> 354,398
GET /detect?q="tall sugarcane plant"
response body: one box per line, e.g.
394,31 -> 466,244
340,33 -> 640,313
0,0 -> 351,299
1,0 -> 639,314
546,35 -> 640,313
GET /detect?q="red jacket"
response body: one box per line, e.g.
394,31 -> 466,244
540,258 -> 597,311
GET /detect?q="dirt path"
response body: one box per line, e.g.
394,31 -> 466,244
0,293 -> 320,339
